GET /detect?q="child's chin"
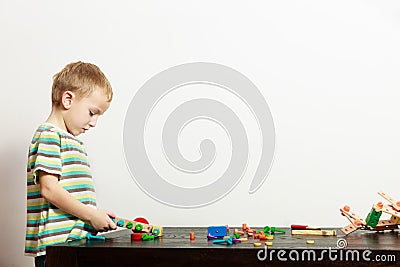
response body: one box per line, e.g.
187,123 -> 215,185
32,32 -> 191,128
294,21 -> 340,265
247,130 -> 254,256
71,131 -> 82,136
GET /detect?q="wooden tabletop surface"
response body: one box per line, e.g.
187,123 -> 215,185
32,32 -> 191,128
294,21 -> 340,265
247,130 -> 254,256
46,227 -> 400,267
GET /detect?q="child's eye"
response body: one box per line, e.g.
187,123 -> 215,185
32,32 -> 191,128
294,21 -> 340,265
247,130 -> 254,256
89,110 -> 95,116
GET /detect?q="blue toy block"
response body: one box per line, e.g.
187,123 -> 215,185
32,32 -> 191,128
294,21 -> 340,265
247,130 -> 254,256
207,226 -> 227,237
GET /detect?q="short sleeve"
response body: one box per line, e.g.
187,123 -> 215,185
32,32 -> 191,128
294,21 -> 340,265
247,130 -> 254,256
30,129 -> 62,184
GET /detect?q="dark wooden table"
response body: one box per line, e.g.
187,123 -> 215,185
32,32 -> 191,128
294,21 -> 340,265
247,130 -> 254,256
46,227 -> 400,267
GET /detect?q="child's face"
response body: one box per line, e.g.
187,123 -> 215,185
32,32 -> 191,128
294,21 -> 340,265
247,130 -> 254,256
64,89 -> 110,136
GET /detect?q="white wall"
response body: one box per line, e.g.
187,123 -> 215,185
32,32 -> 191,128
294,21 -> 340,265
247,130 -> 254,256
2,1 -> 400,266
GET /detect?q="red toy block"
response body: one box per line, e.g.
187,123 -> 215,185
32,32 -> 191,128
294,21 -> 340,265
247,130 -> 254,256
131,233 -> 144,241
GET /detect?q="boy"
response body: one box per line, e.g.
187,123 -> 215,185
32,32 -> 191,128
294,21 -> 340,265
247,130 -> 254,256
25,62 -> 117,267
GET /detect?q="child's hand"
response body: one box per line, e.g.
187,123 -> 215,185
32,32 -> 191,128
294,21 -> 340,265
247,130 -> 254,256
88,209 -> 117,231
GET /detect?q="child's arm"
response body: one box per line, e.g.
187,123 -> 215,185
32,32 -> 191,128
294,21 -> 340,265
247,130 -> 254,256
38,171 -> 117,231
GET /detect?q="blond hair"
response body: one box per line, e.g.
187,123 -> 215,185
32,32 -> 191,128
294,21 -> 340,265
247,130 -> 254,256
52,61 -> 113,106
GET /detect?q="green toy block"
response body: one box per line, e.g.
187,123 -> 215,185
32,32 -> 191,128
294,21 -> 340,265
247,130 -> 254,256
365,207 -> 382,228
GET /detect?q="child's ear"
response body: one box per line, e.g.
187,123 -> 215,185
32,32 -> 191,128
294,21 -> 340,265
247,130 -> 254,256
61,91 -> 75,109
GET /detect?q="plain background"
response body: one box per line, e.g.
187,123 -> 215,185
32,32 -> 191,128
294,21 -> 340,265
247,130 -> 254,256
2,1 -> 400,266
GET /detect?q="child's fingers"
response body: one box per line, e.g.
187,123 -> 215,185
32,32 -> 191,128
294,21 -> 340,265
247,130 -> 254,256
108,219 -> 117,230
105,210 -> 116,218
105,214 -> 117,229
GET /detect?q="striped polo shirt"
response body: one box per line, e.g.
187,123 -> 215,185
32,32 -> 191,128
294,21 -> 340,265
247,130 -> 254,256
25,123 -> 97,256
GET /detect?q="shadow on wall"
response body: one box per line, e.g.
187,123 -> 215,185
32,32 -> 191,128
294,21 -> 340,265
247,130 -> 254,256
0,142 -> 34,267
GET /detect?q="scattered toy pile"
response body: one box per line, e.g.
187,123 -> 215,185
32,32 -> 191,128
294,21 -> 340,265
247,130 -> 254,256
207,224 -> 286,246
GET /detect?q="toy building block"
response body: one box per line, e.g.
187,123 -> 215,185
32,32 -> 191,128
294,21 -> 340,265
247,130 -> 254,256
207,226 -> 228,238
131,233 -> 144,241
340,205 -> 368,235
232,238 -> 241,244
134,217 -> 150,224
378,192 -> 400,211
264,226 -> 285,235
254,230 -> 269,240
259,234 -> 268,240
143,224 -> 153,233
213,239 -> 228,245
291,225 -> 321,230
233,228 -> 244,235
365,204 -> 383,228
379,204 -> 400,218
340,205 -> 368,234
86,233 -> 106,241
242,223 -> 257,235
340,224 -> 359,235
291,229 -> 337,236
141,234 -> 155,241
152,226 -> 163,237
221,236 -> 241,244
374,220 -> 399,231
266,235 -> 274,240
340,206 -> 367,226
113,216 -> 153,233
213,237 -> 233,245
113,217 -> 129,227
207,233 -> 218,240
390,215 -> 400,224
247,229 -> 256,234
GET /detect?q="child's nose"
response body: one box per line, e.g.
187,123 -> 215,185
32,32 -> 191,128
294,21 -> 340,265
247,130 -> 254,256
89,116 -> 98,127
